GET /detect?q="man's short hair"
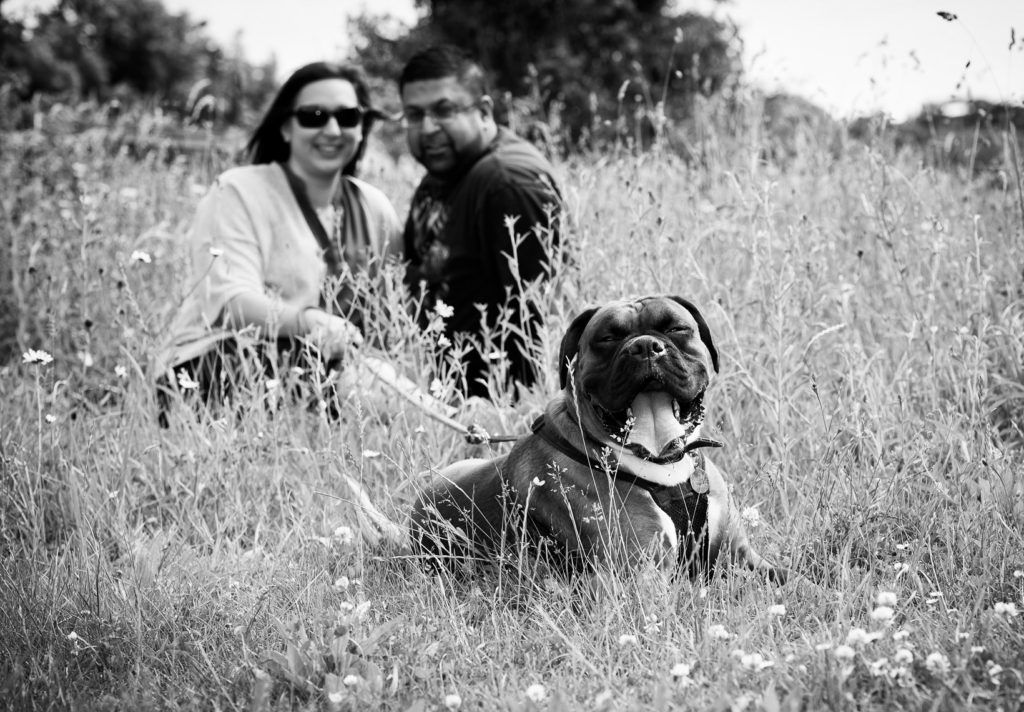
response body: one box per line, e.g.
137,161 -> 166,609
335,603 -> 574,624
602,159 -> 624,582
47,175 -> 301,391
399,44 -> 489,100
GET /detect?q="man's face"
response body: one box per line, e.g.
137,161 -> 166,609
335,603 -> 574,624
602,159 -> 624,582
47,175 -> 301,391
401,76 -> 489,177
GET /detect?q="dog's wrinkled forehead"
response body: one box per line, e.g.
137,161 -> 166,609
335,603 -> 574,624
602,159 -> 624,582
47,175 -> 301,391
558,295 -> 720,389
581,297 -> 694,338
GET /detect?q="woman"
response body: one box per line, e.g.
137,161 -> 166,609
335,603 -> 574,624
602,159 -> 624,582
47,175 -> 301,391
155,62 -> 402,423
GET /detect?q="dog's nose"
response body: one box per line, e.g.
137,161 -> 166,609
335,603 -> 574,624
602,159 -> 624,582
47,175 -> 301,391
627,335 -> 666,359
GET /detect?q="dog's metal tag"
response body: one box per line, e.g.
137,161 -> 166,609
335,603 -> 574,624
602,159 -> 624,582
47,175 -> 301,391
688,456 -> 709,494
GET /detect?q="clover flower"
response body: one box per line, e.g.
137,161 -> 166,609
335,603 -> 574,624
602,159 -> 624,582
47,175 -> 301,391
924,652 -> 950,675
876,591 -> 898,607
740,506 -> 762,528
444,693 -> 462,710
434,300 -> 454,319
22,349 -> 54,366
893,648 -> 913,665
707,624 -> 732,640
618,634 -> 638,647
870,606 -> 895,624
993,601 -> 1020,617
767,604 -> 786,616
833,645 -> 856,661
525,683 -> 547,703
130,250 -> 151,263
176,370 -> 199,390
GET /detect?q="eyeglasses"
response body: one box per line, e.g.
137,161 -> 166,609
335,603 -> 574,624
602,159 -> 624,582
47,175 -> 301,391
401,101 -> 477,126
292,105 -> 363,129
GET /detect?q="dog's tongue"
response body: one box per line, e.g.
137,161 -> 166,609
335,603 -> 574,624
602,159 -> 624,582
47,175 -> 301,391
624,392 -> 688,457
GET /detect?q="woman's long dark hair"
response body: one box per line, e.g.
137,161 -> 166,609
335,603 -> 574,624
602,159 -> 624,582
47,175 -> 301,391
246,62 -> 381,176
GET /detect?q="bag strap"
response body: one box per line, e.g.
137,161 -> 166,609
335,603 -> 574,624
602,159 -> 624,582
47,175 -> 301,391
280,162 -> 342,277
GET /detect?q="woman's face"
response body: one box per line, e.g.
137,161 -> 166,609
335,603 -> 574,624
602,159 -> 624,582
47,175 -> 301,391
281,78 -> 362,185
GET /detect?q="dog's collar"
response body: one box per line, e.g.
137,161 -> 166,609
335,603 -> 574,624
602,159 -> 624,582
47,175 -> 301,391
530,414 -> 722,487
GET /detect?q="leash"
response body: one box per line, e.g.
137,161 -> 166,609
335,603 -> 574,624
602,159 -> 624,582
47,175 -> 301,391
355,353 -> 523,444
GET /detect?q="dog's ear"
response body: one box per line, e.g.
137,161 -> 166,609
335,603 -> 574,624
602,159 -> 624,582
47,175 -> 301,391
558,306 -> 600,389
669,296 -> 719,373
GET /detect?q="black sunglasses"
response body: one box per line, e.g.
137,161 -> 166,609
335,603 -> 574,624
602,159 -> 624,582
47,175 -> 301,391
292,105 -> 363,129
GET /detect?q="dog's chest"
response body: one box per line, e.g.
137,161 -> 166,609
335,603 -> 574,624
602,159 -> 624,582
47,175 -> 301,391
636,452 -> 713,571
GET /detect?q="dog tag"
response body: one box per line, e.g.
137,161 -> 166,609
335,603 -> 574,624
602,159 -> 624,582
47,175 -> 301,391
689,457 -> 709,494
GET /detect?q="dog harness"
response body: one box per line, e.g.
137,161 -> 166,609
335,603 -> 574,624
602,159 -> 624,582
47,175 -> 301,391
530,415 -> 723,575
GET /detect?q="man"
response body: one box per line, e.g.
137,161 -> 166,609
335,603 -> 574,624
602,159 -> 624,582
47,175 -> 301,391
399,44 -> 563,401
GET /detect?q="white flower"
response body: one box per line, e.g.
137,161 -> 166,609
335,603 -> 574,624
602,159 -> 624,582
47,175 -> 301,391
893,562 -> 909,575
532,477 -> 545,487
444,693 -> 462,710
434,300 -> 454,319
327,690 -> 345,703
814,642 -> 833,652
988,662 -> 1004,681
176,370 -> 199,390
739,652 -> 774,671
114,364 -> 128,379
617,634 -> 638,647
870,606 -> 895,623
45,414 -> 56,424
833,645 -> 856,661
265,378 -> 280,391
892,629 -> 910,641
525,683 -> 547,703
22,349 -> 54,366
77,351 -> 94,367
1013,569 -> 1023,579
845,628 -> 873,646
119,187 -> 140,201
334,576 -> 350,590
670,662 -> 692,679
67,631 -> 79,641
429,378 -> 444,398
208,246 -> 224,257
437,334 -> 451,348
362,450 -> 381,459
707,624 -> 732,640
342,674 -> 359,687
130,249 -> 151,263
876,591 -> 898,607
740,507 -> 762,528
993,601 -> 1020,617
333,525 -> 354,545
893,648 -> 913,665
970,646 -> 986,655
767,604 -> 786,616
487,350 -> 504,362
868,658 -> 888,676
924,652 -> 950,675
353,601 -> 372,620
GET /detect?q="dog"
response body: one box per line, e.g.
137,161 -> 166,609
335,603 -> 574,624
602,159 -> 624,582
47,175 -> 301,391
407,296 -> 786,581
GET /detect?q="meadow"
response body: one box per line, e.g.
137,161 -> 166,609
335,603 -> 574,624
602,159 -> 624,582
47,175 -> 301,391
2,95 -> 1024,712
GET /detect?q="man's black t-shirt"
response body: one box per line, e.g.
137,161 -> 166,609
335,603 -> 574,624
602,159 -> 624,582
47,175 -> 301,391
404,127 -> 563,399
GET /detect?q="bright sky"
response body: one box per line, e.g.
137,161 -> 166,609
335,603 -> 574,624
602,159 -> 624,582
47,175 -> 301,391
6,0 -> 1022,121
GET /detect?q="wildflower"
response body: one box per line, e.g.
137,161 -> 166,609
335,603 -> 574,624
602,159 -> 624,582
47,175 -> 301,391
670,662 -> 692,679
993,601 -> 1020,617
532,477 -> 545,488
870,606 -> 895,624
924,652 -> 950,675
893,562 -> 910,575
115,364 -> 128,379
707,624 -> 732,640
833,645 -> 856,661
814,642 -> 833,652
333,525 -> 354,545
265,378 -> 280,391
892,629 -> 910,641
362,450 -> 381,459
429,378 -> 444,398
327,690 -> 344,704
342,674 -> 359,687
434,300 -> 454,319
437,334 -> 451,348
176,370 -> 199,390
334,576 -> 350,590
119,187 -> 140,201
45,414 -> 56,424
846,628 -> 878,646
525,683 -> 547,703
130,249 -> 151,263
77,351 -> 94,367
618,634 -> 638,647
208,246 -> 224,257
987,662 -> 1004,683
739,652 -> 774,672
22,349 -> 54,366
1013,569 -> 1023,579
767,604 -> 786,616
868,658 -> 888,676
487,350 -> 504,362
67,631 -> 79,641
893,648 -> 913,665
740,506 -> 762,528
674,27 -> 684,44
353,601 -> 371,620
876,591 -> 898,607
444,693 -> 462,710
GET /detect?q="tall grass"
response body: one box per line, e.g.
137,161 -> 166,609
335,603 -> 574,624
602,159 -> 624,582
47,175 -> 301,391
1,92 -> 1023,711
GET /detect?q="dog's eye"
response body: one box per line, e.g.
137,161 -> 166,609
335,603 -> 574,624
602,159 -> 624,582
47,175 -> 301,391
666,325 -> 692,335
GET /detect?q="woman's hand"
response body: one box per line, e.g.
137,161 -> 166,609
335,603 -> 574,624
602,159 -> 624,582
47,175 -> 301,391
302,308 -> 363,359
